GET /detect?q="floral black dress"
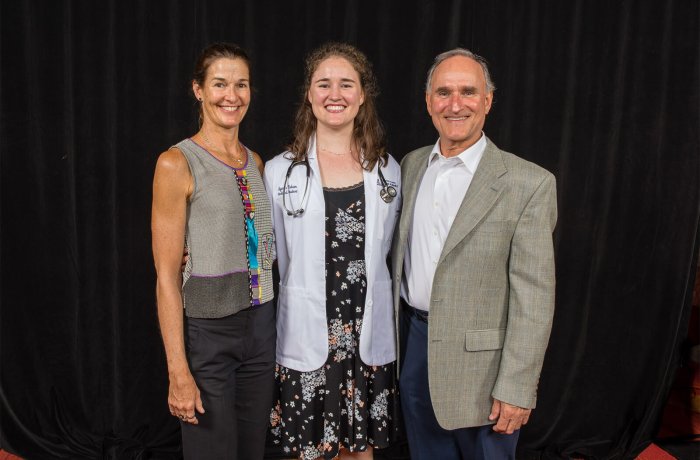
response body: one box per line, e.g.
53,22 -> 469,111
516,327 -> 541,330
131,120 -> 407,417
270,182 -> 396,459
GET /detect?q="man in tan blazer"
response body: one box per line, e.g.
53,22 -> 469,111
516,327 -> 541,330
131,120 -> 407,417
392,49 -> 557,459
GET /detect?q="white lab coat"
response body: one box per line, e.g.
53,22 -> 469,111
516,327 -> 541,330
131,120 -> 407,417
264,138 -> 402,372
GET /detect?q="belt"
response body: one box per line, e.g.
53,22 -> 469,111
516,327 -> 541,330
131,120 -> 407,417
404,303 -> 429,324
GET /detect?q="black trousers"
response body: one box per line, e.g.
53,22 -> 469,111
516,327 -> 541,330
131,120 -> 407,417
399,302 -> 519,460
182,301 -> 276,460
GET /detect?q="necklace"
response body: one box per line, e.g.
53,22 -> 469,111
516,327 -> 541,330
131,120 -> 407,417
201,132 -> 245,165
319,145 -> 352,156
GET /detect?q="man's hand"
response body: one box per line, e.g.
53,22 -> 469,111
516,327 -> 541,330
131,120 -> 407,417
489,398 -> 531,434
168,371 -> 205,424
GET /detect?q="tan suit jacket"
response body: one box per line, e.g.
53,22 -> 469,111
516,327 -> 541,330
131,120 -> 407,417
392,138 -> 557,429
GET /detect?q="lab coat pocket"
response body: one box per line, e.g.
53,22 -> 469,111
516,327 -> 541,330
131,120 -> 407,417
360,280 -> 396,366
368,279 -> 396,363
276,283 -> 328,371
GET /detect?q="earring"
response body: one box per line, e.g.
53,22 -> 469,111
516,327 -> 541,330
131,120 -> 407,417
198,98 -> 202,102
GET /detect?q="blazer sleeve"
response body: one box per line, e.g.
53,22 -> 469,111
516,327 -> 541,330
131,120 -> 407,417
491,172 -> 558,409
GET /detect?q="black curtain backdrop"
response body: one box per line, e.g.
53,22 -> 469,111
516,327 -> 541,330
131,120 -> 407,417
2,1 -> 699,459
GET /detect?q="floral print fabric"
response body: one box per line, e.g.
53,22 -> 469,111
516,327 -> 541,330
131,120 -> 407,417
270,182 -> 396,459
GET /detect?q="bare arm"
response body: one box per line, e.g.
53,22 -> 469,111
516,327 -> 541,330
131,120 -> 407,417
151,147 -> 203,424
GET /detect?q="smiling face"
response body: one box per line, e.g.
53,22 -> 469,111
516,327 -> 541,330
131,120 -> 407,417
192,57 -> 250,130
307,56 -> 365,132
426,55 -> 493,156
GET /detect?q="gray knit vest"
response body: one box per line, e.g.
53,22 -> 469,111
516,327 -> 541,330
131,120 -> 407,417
177,138 -> 274,318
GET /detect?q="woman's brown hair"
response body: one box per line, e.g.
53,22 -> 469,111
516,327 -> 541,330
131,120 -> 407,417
287,42 -> 387,171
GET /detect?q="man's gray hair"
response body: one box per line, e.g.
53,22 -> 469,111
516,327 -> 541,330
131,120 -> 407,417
425,48 -> 496,93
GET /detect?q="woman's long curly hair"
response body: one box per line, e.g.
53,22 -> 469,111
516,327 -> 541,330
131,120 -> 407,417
287,42 -> 387,171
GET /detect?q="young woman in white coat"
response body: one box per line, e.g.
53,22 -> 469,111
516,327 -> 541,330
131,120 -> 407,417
265,43 -> 401,459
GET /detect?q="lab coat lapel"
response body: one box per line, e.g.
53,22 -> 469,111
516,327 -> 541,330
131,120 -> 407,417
363,164 -> 379,283
307,137 -> 321,183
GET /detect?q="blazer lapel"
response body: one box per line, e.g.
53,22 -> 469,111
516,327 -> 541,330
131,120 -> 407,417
399,148 -> 431,242
438,141 -> 507,264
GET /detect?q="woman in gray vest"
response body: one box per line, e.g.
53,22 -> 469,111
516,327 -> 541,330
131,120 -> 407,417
151,43 -> 275,460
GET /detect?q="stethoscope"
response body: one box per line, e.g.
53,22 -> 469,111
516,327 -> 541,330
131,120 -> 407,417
282,158 -> 397,217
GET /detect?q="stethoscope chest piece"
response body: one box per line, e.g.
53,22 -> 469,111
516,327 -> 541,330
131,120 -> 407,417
377,167 -> 396,203
379,185 -> 397,203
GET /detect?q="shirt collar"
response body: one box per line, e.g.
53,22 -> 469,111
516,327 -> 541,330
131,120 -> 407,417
428,133 -> 487,174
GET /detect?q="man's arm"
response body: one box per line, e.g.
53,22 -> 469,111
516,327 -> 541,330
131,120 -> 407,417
491,171 -> 558,432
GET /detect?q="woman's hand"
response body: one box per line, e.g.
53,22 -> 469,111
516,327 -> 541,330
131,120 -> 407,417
168,370 -> 205,424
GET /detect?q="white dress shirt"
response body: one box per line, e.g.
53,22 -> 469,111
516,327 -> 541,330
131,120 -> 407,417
401,134 -> 487,311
